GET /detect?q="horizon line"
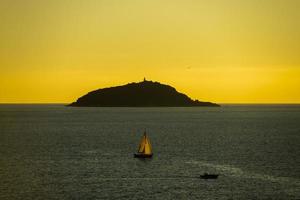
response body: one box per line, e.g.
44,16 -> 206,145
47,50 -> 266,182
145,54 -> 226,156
0,103 -> 300,105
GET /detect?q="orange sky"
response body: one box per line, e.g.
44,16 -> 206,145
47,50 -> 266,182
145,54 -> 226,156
0,0 -> 299,103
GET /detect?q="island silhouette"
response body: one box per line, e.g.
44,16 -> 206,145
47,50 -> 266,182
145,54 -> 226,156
69,79 -> 219,107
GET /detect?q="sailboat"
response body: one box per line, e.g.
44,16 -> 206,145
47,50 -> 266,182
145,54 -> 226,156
134,132 -> 153,158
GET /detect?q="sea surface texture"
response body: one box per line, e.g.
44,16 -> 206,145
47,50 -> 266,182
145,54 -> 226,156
0,105 -> 299,200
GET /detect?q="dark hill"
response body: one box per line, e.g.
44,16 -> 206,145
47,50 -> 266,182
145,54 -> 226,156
68,80 -> 219,107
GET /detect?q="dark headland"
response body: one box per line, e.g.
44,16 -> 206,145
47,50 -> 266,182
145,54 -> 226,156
68,80 -> 220,107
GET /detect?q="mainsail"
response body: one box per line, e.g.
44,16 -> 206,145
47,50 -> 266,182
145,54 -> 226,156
137,132 -> 152,155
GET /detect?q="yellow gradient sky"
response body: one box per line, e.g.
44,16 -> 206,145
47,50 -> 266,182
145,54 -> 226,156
1,0 -> 299,103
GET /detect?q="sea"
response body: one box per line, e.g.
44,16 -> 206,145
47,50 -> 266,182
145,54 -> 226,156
0,104 -> 299,200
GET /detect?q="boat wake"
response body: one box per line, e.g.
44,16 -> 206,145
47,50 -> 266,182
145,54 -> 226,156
186,160 -> 299,183
186,160 -> 300,196
97,177 -> 198,181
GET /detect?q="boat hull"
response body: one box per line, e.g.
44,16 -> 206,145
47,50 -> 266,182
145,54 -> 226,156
200,174 -> 219,179
134,153 -> 153,158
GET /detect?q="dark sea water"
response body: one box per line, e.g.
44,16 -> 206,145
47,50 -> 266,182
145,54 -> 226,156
0,104 -> 299,200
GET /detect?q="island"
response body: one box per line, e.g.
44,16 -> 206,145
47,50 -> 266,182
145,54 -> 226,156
68,80 -> 220,107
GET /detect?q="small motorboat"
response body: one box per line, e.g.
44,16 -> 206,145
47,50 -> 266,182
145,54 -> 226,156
134,131 -> 153,158
200,173 -> 219,179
